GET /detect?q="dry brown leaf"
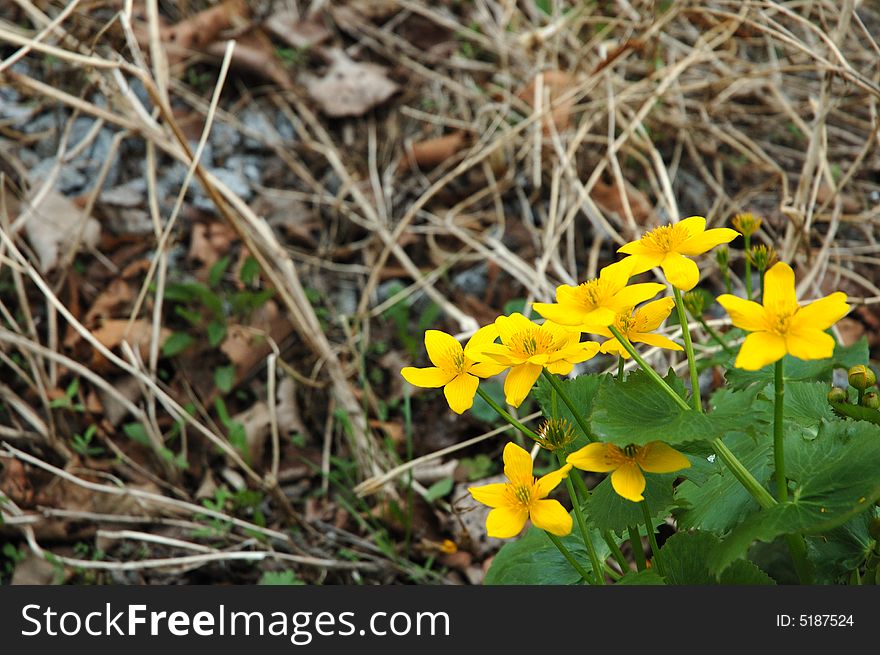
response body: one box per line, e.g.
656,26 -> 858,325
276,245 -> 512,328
347,0 -> 400,20
518,70 -> 576,134
206,28 -> 293,90
264,12 -> 331,49
189,221 -> 239,278
301,50 -> 399,117
230,377 -> 304,465
220,300 -> 294,382
18,188 -> 101,272
160,0 -> 251,63
10,553 -> 60,585
83,278 -> 134,328
90,319 -> 170,370
403,131 -> 467,169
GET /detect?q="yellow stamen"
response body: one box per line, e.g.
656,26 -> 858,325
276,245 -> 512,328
641,224 -> 690,253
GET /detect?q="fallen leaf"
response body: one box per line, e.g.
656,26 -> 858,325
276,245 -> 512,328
189,221 -> 239,278
160,0 -> 251,63
403,131 -> 467,169
518,70 -> 576,134
591,177 -> 656,226
90,319 -> 170,370
301,50 -> 399,118
18,188 -> 101,272
11,552 -> 59,585
264,12 -> 331,49
347,0 -> 400,20
230,376 -> 304,465
206,28 -> 293,90
220,300 -> 295,383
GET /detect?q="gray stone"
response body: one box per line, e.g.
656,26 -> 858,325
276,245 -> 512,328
452,263 -> 488,296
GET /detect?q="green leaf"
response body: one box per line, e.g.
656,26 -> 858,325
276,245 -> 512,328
258,570 -> 305,585
674,433 -> 771,534
469,380 -> 506,423
214,365 -> 236,394
122,422 -> 151,446
162,332 -> 194,357
806,511 -> 878,584
208,255 -> 231,288
425,478 -> 453,502
660,531 -> 775,585
725,337 -> 868,390
584,473 -> 676,535
533,373 -> 603,445
590,369 -> 714,446
615,569 -> 666,585
710,419 -> 880,575
239,256 -> 261,286
484,522 -> 610,585
207,320 -> 227,347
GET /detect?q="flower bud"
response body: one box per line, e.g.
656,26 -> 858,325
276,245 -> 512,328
827,387 -> 848,404
715,245 -> 729,268
682,291 -> 705,318
732,212 -> 762,237
534,418 -> 576,452
848,365 -> 877,391
862,392 -> 880,409
747,244 -> 778,272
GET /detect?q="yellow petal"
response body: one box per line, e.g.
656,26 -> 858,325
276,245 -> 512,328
610,462 -> 647,502
632,332 -> 683,352
599,338 -> 628,358
503,362 -> 542,408
529,499 -> 573,536
545,359 -> 575,375
678,215 -> 707,238
535,463 -> 572,498
763,262 -> 798,315
401,366 -> 456,388
734,331 -> 787,370
443,373 -> 479,414
610,283 -> 666,312
486,506 -> 529,538
471,342 -> 518,366
465,324 -> 500,350
617,239 -> 654,256
785,329 -> 835,361
717,294 -> 768,332
633,297 -> 676,331
791,292 -> 850,332
469,361 -> 507,378
567,443 -> 622,472
468,482 -> 509,508
502,441 -> 534,485
677,227 -> 739,256
598,258 -> 637,291
660,252 -> 700,291
495,313 -> 534,345
532,301 -> 586,326
637,441 -> 691,473
618,252 -> 664,275
424,330 -> 462,369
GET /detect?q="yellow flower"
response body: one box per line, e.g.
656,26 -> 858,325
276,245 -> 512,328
468,442 -> 573,538
716,262 -> 850,371
532,259 -> 665,329
567,441 -> 690,502
587,298 -> 683,359
468,313 -> 600,407
401,326 -> 505,414
617,216 -> 739,291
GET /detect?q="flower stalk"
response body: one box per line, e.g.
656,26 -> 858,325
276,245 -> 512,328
546,532 -> 594,583
673,287 -> 702,411
640,499 -> 665,578
629,525 -> 647,571
475,387 -> 538,442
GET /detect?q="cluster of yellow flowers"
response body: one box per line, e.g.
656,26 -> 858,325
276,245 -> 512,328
401,215 -> 850,540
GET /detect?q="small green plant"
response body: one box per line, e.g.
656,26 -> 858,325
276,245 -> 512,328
259,569 -> 305,585
49,378 -> 84,412
70,424 -> 104,457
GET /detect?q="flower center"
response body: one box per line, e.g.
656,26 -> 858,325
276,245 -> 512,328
575,278 -> 610,309
443,347 -> 467,373
769,311 -> 794,336
512,483 -> 534,507
642,224 -> 689,253
614,310 -> 637,334
509,326 -> 556,357
623,444 -> 639,459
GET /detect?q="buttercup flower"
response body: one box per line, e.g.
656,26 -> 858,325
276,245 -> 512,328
586,298 -> 683,359
567,441 -> 690,502
468,442 -> 573,538
716,262 -> 850,371
401,326 -> 505,414
532,259 -> 665,330
468,313 -> 600,407
617,216 -> 739,291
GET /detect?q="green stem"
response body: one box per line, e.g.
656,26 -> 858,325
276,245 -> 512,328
774,359 -> 787,502
858,387 -> 865,406
628,525 -> 647,572
696,316 -> 733,355
786,534 -> 813,584
569,470 -> 628,572
542,371 -> 596,443
617,356 -> 625,381
609,325 -> 776,509
723,270 -> 732,295
560,458 -> 604,585
640,499 -> 665,578
744,234 -> 753,301
673,287 -> 702,412
608,325 -> 690,412
759,267 -> 766,301
546,532 -> 594,583
476,387 -> 539,442
604,563 -> 622,581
